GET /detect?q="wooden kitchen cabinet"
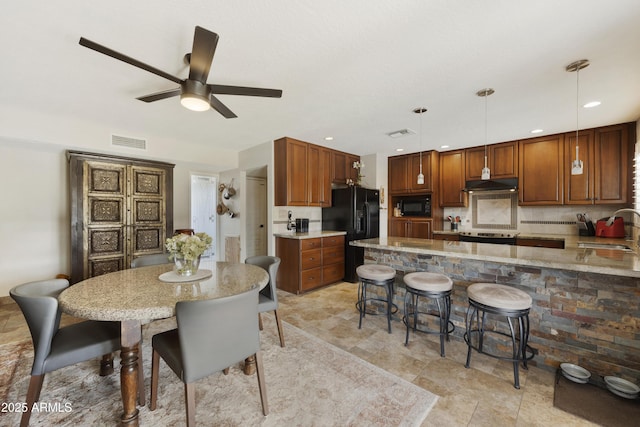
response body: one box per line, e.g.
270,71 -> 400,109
593,123 -> 631,205
275,137 -> 349,207
388,151 -> 435,194
518,134 -> 564,205
439,150 -> 467,207
465,141 -> 518,180
330,150 -> 361,185
516,237 -> 565,249
432,233 -> 460,241
389,218 -> 432,239
564,124 -> 631,205
276,235 -> 345,294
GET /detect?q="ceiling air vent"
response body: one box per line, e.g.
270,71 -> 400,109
387,128 -> 415,138
111,134 -> 146,150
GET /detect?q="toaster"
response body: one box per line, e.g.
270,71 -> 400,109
595,217 -> 625,238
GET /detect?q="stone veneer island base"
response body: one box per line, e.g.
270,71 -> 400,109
351,237 -> 640,386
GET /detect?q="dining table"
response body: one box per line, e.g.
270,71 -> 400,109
58,260 -> 269,427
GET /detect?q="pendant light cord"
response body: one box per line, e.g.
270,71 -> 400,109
484,93 -> 488,168
419,109 -> 423,173
575,65 -> 580,159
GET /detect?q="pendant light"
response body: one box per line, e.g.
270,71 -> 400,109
476,88 -> 494,180
566,59 -> 589,175
413,107 -> 427,185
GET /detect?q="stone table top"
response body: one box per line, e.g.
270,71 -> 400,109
59,261 -> 269,321
351,236 -> 640,278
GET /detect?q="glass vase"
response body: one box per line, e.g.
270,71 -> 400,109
173,254 -> 201,276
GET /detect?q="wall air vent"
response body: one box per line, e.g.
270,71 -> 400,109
111,134 -> 147,150
387,128 -> 416,138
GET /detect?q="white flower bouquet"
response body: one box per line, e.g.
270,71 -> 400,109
165,232 -> 213,275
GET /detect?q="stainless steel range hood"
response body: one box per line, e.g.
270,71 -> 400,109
463,178 -> 518,193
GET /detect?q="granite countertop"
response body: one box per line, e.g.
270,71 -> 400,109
58,261 -> 269,321
274,230 -> 347,239
351,236 -> 640,278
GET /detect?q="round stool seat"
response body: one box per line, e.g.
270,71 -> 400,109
404,272 -> 453,292
467,282 -> 532,311
356,264 -> 396,281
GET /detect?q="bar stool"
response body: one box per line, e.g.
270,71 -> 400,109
403,272 -> 454,357
356,264 -> 397,333
464,282 -> 535,389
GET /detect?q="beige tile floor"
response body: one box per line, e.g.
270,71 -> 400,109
1,281 -> 595,426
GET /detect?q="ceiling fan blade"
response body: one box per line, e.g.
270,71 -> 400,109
209,84 -> 283,98
79,37 -> 183,85
209,95 -> 237,118
136,88 -> 182,102
188,26 -> 219,83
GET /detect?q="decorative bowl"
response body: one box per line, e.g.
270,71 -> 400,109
604,376 -> 639,399
560,363 -> 591,384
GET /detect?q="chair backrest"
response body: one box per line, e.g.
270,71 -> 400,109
244,256 -> 281,303
131,253 -> 170,268
10,279 -> 70,374
175,287 -> 259,383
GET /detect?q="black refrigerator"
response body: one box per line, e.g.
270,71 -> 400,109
322,186 -> 379,282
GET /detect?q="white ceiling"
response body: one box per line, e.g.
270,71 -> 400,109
2,1 -> 640,158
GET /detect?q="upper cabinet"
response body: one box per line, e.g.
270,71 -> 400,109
439,149 -> 467,207
518,134 -> 564,205
330,151 -> 360,185
564,123 -> 632,205
594,124 -> 631,204
465,141 -> 518,180
388,151 -> 436,194
275,137 -> 359,207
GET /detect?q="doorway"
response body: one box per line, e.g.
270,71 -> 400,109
190,174 -> 217,259
245,176 -> 267,258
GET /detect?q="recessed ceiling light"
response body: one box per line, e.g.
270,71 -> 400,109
583,101 -> 601,108
440,145 -> 449,149
531,129 -> 543,134
324,136 -> 334,141
395,148 -> 404,152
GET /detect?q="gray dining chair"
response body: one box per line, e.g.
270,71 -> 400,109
149,287 -> 268,426
10,279 -> 122,427
245,255 -> 285,347
130,253 -> 171,268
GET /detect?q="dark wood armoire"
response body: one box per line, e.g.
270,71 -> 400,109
68,151 -> 174,284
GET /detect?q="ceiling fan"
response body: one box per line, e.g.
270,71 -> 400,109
79,26 -> 282,118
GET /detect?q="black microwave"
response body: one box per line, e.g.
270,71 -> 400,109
400,196 -> 432,217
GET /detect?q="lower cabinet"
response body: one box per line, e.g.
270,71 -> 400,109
515,237 -> 565,249
432,233 -> 460,241
276,235 -> 345,294
388,218 -> 432,239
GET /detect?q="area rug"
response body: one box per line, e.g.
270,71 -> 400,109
3,317 -> 437,426
553,371 -> 640,427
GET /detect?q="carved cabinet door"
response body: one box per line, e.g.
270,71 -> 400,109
69,152 -> 174,283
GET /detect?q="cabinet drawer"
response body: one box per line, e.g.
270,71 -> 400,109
322,246 -> 344,265
301,248 -> 322,270
322,235 -> 345,247
301,267 -> 323,291
301,238 -> 322,250
322,263 -> 344,285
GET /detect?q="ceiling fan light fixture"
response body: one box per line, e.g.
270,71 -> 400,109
180,80 -> 210,111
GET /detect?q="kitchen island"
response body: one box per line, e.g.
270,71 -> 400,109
351,236 -> 640,385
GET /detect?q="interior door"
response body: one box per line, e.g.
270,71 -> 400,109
190,175 -> 217,258
246,177 -> 267,258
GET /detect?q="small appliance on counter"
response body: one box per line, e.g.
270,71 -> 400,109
576,213 -> 595,236
295,218 -> 309,233
595,216 -> 625,238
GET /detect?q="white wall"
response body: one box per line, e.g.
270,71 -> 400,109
0,105 -> 239,296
